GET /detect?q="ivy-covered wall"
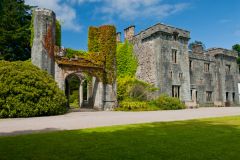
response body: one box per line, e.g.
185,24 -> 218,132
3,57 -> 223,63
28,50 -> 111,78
87,25 -> 116,84
116,41 -> 137,77
88,27 -> 99,52
55,20 -> 61,47
99,25 -> 116,84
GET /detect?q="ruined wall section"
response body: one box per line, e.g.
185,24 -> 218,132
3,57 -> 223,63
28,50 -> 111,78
31,8 -> 56,77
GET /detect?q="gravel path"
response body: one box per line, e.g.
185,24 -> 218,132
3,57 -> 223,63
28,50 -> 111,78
0,107 -> 240,136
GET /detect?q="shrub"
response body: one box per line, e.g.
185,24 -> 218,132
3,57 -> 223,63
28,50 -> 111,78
65,48 -> 88,58
117,76 -> 157,101
150,95 -> 186,110
116,101 -> 150,111
0,61 -> 67,118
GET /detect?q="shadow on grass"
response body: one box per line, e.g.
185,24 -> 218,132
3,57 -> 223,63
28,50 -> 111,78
0,116 -> 240,160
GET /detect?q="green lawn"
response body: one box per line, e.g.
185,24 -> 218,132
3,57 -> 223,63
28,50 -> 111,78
1,116 -> 240,160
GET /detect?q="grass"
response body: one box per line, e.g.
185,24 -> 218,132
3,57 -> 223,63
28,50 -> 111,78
1,116 -> 240,160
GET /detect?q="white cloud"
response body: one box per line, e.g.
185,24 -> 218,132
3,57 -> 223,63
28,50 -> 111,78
67,0 -> 189,21
25,0 -> 82,32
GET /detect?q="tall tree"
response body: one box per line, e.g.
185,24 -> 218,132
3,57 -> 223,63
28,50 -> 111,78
232,44 -> 240,55
0,0 -> 32,61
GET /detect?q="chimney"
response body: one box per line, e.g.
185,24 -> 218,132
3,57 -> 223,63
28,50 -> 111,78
192,43 -> 204,54
116,32 -> 121,43
124,25 -> 135,41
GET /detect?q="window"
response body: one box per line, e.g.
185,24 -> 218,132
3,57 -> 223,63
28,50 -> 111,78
173,32 -> 179,41
172,49 -> 177,63
204,63 -> 210,72
189,60 -> 192,70
233,92 -> 235,102
206,91 -> 212,102
169,71 -> 173,79
226,92 -> 229,101
172,85 -> 180,98
196,91 -> 198,102
190,90 -> 193,100
179,73 -> 183,79
226,65 -> 231,74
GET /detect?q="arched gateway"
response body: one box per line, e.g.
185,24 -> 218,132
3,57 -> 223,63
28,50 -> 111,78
31,8 -> 117,110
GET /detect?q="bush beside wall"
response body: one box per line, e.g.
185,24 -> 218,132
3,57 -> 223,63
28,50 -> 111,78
0,61 -> 67,118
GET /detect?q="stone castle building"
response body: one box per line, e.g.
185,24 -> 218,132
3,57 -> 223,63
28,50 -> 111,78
120,23 -> 240,107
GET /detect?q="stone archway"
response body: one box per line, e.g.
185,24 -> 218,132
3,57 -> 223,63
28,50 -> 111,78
31,8 -> 117,111
64,72 -> 94,109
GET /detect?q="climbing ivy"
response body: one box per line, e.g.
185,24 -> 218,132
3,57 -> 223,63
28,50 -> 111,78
88,27 -> 99,52
55,20 -> 61,47
98,25 -> 117,84
65,48 -> 88,58
116,41 -> 138,77
30,12 -> 34,47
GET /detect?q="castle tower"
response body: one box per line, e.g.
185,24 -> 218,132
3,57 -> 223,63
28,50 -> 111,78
116,32 -> 121,43
124,25 -> 135,41
31,8 -> 56,77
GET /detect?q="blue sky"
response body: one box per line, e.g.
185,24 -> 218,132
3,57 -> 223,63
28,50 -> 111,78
25,0 -> 240,50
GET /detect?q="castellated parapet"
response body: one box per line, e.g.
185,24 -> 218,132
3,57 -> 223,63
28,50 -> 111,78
124,25 -> 135,41
31,8 -> 56,77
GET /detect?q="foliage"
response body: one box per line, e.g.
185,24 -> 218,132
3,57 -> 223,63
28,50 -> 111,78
0,61 -> 67,118
30,12 -> 34,47
116,41 -> 138,77
69,90 -> 79,108
55,20 -> 61,47
65,48 -> 88,58
232,44 -> 240,53
116,101 -> 150,111
189,40 -> 206,50
88,27 -> 99,52
117,76 -> 157,101
1,116 -> 240,159
0,0 -> 32,61
98,25 -> 117,84
237,57 -> 240,64
149,94 -> 186,110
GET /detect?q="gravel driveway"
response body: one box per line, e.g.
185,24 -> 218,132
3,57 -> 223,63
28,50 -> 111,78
0,107 -> 240,136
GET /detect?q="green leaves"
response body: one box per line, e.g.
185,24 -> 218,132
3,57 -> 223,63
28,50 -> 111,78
0,0 -> 32,61
116,41 -> 137,78
56,20 -> 62,47
0,61 -> 67,118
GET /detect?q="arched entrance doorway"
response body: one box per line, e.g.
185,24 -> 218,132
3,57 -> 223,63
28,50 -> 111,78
65,73 -> 93,109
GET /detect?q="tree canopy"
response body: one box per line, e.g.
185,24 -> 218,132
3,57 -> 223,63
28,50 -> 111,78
189,41 -> 206,50
0,0 -> 32,61
232,44 -> 240,55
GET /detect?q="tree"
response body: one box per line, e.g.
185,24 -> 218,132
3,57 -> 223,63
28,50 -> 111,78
0,0 -> 32,61
189,41 -> 206,50
232,44 -> 240,55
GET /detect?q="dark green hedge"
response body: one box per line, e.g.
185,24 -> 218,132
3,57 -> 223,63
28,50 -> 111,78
0,61 -> 67,118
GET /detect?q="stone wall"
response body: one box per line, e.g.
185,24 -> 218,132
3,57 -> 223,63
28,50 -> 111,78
31,8 -> 56,77
129,23 -> 240,106
132,23 -> 191,102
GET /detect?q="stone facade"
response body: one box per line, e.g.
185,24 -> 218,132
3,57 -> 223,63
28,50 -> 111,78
31,8 -> 117,110
123,23 -> 240,107
31,8 -> 56,76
